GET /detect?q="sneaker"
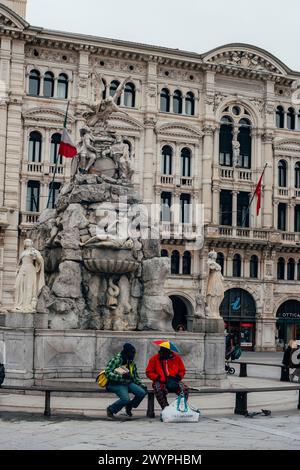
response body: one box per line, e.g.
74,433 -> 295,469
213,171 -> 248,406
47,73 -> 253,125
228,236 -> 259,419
125,404 -> 133,417
106,407 -> 115,419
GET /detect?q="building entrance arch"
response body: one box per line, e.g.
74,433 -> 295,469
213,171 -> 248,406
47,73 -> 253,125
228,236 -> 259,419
169,295 -> 193,332
276,300 -> 300,349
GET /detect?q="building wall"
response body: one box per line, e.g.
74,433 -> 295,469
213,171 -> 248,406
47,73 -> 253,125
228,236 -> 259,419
1,3 -> 300,350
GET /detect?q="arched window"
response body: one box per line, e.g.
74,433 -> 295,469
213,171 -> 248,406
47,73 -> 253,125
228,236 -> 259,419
48,182 -> 61,209
109,80 -> 121,105
250,255 -> 258,279
160,88 -> 170,113
51,133 -> 62,164
57,73 -> 69,99
29,70 -> 41,96
28,131 -> 42,163
185,92 -> 195,116
219,116 -> 233,166
217,252 -> 225,275
173,90 -> 183,114
295,162 -> 300,188
44,72 -> 54,98
287,107 -> 296,130
278,160 -> 287,187
26,181 -> 40,212
161,250 -> 169,258
287,258 -> 295,281
238,119 -> 252,169
124,82 -> 135,108
182,251 -> 191,275
233,254 -> 242,278
161,145 -> 173,175
171,251 -> 180,275
276,106 -> 285,129
181,148 -> 191,177
277,258 -> 285,280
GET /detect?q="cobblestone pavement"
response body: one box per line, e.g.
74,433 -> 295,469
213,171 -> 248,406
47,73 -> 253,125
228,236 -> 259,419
0,411 -> 300,450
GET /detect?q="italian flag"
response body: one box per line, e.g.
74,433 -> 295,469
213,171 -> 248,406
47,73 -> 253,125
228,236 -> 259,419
58,104 -> 77,158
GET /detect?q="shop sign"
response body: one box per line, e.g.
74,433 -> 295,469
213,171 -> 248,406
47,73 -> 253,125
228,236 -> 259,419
279,312 -> 300,320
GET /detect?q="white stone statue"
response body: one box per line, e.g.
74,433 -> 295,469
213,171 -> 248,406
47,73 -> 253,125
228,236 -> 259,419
83,74 -> 130,128
102,136 -> 134,182
14,239 -> 45,313
77,127 -> 98,174
205,251 -> 224,319
232,139 -> 240,167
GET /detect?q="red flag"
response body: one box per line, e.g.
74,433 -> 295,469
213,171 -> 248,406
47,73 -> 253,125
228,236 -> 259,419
58,127 -> 77,159
255,174 -> 263,216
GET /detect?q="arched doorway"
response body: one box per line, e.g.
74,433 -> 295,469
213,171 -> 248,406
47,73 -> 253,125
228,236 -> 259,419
220,288 -> 257,351
169,295 -> 192,332
276,300 -> 300,349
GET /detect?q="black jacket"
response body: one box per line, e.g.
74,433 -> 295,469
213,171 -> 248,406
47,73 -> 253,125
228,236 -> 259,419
282,347 -> 292,367
0,364 -> 5,386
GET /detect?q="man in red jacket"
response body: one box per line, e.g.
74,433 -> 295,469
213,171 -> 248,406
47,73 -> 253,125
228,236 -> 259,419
146,346 -> 189,409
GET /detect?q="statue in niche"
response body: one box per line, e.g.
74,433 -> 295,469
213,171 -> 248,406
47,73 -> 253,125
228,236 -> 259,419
232,139 -> 241,167
14,239 -> 45,313
83,74 -> 131,128
205,251 -> 225,319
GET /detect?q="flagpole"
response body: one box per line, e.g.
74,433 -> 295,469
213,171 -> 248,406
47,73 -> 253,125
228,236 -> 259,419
47,101 -> 70,209
241,163 -> 268,228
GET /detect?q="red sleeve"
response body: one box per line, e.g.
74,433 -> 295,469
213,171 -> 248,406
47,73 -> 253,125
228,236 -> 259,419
177,355 -> 186,380
146,356 -> 159,382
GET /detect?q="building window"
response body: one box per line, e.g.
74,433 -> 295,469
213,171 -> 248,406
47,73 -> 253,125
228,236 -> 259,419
287,107 -> 296,130
173,90 -> 183,114
250,255 -> 258,279
161,145 -> 173,175
161,250 -> 169,258
278,203 -> 287,231
29,70 -> 41,96
276,106 -> 285,129
26,181 -> 40,212
181,148 -> 191,177
161,192 -> 172,222
297,261 -> 300,281
217,252 -> 225,275
237,192 -> 250,228
278,160 -> 287,187
28,131 -> 42,163
182,251 -> 191,275
295,205 -> 300,232
219,116 -> 233,166
160,88 -> 170,112
44,72 -> 54,98
57,73 -> 69,99
185,92 -> 195,116
287,258 -> 295,280
50,133 -> 62,164
48,182 -> 61,209
295,162 -> 300,188
171,250 -> 180,275
238,119 -> 251,169
180,194 -> 191,224
220,190 -> 232,226
109,80 -> 121,105
124,82 -> 135,107
233,254 -> 242,278
277,258 -> 285,280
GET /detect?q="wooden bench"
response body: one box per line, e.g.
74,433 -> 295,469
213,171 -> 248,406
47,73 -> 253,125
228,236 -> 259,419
1,384 -> 300,419
230,361 -> 291,381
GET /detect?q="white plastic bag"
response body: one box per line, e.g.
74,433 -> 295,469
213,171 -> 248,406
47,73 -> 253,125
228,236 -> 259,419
161,394 -> 201,423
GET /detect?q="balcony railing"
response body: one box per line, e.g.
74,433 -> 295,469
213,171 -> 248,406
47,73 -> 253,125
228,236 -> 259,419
206,225 -> 298,244
160,175 -> 174,185
27,162 -> 43,173
160,222 -> 199,240
20,212 -> 40,227
50,164 -> 64,175
219,167 -> 252,182
180,177 -> 193,187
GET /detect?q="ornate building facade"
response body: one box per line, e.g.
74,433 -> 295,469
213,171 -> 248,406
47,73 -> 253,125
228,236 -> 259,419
0,0 -> 300,350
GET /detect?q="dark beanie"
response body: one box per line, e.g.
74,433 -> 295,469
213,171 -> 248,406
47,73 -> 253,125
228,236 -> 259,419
123,343 -> 136,354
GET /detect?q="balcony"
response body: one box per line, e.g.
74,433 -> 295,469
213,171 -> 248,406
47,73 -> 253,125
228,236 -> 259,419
19,212 -> 40,231
50,164 -> 65,176
27,162 -> 43,173
159,175 -> 194,188
206,225 -> 300,246
160,175 -> 174,185
219,167 -> 253,182
160,222 -> 200,243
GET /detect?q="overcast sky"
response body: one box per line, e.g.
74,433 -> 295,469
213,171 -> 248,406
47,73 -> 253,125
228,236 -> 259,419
26,0 -> 300,71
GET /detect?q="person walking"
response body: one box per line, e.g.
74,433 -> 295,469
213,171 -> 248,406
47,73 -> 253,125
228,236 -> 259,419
146,340 -> 189,410
105,343 -> 147,418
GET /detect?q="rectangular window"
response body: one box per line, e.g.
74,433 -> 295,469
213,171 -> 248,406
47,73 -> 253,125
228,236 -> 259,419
48,182 -> 61,209
295,205 -> 300,232
26,181 -> 40,212
278,203 -> 287,231
180,194 -> 191,224
220,190 -> 232,226
237,192 -> 250,227
161,192 -> 172,222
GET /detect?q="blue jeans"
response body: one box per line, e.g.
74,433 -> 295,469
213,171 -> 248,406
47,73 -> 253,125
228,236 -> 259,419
107,382 -> 147,415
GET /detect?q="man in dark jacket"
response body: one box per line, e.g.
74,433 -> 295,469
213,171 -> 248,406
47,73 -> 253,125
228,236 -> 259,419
146,347 -> 189,410
0,363 -> 5,387
105,343 -> 147,418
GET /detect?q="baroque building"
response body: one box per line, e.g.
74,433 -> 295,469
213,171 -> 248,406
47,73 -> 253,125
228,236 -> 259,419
0,0 -> 300,351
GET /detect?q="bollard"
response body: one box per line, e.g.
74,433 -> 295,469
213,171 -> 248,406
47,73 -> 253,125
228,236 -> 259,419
234,392 -> 248,415
44,390 -> 51,417
280,366 -> 290,382
298,390 -> 300,410
239,363 -> 248,378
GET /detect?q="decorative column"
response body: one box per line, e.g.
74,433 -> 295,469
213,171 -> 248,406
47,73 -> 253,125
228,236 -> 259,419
232,190 -> 238,228
143,116 -> 157,207
289,203 -> 295,233
227,249 -> 234,277
212,188 -> 220,225
202,125 -> 215,223
262,131 -> 274,228
273,200 -> 279,230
